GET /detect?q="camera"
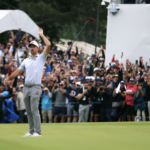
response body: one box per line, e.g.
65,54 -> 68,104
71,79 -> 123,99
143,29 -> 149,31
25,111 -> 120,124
100,88 -> 103,91
101,1 -> 106,7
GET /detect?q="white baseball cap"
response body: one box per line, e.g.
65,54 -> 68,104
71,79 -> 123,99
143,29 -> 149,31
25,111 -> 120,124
29,41 -> 39,48
94,67 -> 100,72
19,84 -> 24,88
76,82 -> 81,86
86,76 -> 90,80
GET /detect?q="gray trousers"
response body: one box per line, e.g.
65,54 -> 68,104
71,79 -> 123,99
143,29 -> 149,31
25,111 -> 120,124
78,104 -> 90,122
23,85 -> 42,134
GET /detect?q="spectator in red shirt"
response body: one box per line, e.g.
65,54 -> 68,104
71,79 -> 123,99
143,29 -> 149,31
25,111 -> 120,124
125,78 -> 138,121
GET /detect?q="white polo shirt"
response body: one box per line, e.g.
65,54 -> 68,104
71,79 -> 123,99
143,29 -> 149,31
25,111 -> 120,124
19,52 -> 47,85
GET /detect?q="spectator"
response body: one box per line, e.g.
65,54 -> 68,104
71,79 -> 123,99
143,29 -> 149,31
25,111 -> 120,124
66,73 -> 79,122
16,84 -> 26,123
125,78 -> 137,121
41,87 -> 52,123
133,83 -> 146,121
146,80 -> 150,121
52,81 -> 67,123
96,83 -> 113,122
112,81 -> 126,121
77,82 -> 90,122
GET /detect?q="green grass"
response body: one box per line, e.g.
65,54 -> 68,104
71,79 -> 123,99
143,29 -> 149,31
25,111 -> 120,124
0,122 -> 150,150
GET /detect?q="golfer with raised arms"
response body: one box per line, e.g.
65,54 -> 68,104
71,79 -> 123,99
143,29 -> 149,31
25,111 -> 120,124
4,29 -> 50,137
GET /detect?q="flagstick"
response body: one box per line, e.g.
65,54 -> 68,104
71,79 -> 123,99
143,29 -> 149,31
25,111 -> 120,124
68,20 -> 89,50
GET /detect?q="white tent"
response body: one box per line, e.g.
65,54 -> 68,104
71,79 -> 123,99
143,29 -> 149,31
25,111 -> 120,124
0,10 -> 40,39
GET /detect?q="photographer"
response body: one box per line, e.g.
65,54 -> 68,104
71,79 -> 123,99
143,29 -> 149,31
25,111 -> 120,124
77,82 -> 90,122
133,83 -> 146,121
112,81 -> 126,121
96,83 -> 113,122
52,81 -> 67,123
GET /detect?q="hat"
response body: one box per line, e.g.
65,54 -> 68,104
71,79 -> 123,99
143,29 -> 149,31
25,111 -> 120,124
138,83 -> 143,86
90,76 -> 95,81
71,81 -> 75,84
100,82 -> 104,85
114,74 -> 119,77
91,54 -> 96,57
86,76 -> 90,80
94,67 -> 100,72
43,87 -> 49,91
76,82 -> 81,86
120,81 -> 124,84
111,62 -> 116,68
19,84 -> 24,88
68,60 -> 72,63
29,41 -> 39,48
0,84 -> 4,86
71,50 -> 76,53
96,76 -> 101,81
54,54 -> 57,57
74,76 -> 78,79
47,56 -> 51,59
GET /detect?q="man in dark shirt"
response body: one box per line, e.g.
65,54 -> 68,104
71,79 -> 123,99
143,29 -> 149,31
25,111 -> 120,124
1,62 -> 9,75
77,82 -> 90,122
67,81 -> 79,122
96,82 -> 113,122
112,81 -> 126,121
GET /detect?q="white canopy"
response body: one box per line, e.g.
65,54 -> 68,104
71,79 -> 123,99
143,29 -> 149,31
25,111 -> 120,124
0,10 -> 40,39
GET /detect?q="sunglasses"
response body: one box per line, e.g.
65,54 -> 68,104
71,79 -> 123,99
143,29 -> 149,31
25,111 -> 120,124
130,79 -> 134,81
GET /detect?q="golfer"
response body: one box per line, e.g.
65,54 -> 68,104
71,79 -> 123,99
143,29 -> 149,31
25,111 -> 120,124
4,29 -> 50,137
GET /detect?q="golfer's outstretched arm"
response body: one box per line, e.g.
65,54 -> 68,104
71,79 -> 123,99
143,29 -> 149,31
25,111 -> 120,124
4,69 -> 24,85
38,29 -> 51,56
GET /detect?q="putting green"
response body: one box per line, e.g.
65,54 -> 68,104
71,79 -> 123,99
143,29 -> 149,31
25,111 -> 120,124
0,122 -> 150,150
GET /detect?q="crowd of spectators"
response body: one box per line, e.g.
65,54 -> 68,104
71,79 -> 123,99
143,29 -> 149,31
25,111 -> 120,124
0,29 -> 150,123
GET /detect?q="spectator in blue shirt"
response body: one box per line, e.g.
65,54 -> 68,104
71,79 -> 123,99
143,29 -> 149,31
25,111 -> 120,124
41,87 -> 53,123
133,83 -> 146,121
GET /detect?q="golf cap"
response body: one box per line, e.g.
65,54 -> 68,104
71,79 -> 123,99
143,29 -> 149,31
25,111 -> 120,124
120,81 -> 124,84
76,82 -> 81,86
29,41 -> 39,48
19,84 -> 24,88
59,83 -> 63,86
68,60 -> 72,63
74,76 -> 78,79
100,82 -> 104,85
96,76 -> 101,81
86,76 -> 90,80
71,50 -> 76,53
114,74 -> 119,77
91,54 -> 96,57
71,81 -> 75,84
138,83 -> 143,86
94,67 -> 100,72
90,76 -> 95,81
